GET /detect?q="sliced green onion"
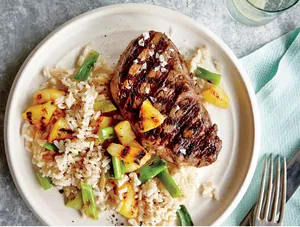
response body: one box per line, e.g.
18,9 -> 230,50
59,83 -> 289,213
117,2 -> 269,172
176,205 -> 194,226
194,67 -> 221,85
157,168 -> 182,198
44,143 -> 58,152
99,127 -> 116,141
112,156 -> 123,180
36,172 -> 52,190
108,157 -> 125,179
74,50 -> 99,81
81,182 -> 98,220
65,191 -> 83,210
138,157 -> 166,184
94,100 -> 117,113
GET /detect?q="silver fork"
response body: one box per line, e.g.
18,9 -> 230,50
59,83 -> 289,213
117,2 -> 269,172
252,155 -> 287,226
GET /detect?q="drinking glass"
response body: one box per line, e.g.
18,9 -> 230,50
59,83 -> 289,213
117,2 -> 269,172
224,0 -> 299,26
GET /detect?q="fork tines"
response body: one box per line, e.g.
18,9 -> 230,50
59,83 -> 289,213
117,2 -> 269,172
253,154 -> 287,226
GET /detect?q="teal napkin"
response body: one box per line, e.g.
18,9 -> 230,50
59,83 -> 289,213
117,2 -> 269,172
224,27 -> 300,225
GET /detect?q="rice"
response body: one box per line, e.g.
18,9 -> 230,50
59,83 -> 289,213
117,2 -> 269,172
21,43 -> 199,226
213,59 -> 222,72
200,182 -> 218,200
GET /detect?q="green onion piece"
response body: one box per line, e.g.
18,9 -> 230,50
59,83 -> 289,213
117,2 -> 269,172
108,157 -> 125,179
94,100 -> 117,113
157,168 -> 182,198
176,205 -> 194,226
177,209 -> 187,226
194,67 -> 221,85
65,191 -> 83,210
81,182 -> 98,220
74,50 -> 99,81
112,156 -> 123,180
138,157 -> 166,184
99,127 -> 116,141
44,143 -> 58,152
109,167 -> 114,179
36,172 -> 52,190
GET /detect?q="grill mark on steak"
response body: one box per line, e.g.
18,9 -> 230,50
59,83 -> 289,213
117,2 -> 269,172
172,105 -> 201,153
119,34 -> 168,112
119,32 -> 155,78
146,62 -> 174,97
111,31 -> 222,168
119,33 -> 177,125
144,96 -> 198,147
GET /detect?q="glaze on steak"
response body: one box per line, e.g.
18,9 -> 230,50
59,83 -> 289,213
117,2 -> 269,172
110,31 -> 222,167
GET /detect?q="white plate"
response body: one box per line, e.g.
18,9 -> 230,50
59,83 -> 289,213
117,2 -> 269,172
4,4 -> 260,226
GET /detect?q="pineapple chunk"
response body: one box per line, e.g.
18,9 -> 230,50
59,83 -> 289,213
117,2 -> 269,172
118,182 -> 138,218
202,85 -> 230,109
114,120 -> 136,145
138,99 -> 166,133
48,117 -> 74,143
107,143 -> 124,157
94,100 -> 117,113
98,116 -> 114,129
123,140 -> 151,172
120,146 -> 145,164
124,153 -> 151,173
91,116 -> 114,132
22,101 -> 56,130
107,143 -> 146,165
33,88 -> 65,105
128,140 -> 143,150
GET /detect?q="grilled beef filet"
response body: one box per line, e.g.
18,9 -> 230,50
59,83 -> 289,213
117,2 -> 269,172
110,31 -> 222,167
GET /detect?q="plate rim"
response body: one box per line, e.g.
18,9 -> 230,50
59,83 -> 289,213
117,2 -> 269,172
4,3 -> 261,225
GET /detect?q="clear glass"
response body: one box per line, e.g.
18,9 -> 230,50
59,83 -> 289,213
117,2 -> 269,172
224,0 -> 299,26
